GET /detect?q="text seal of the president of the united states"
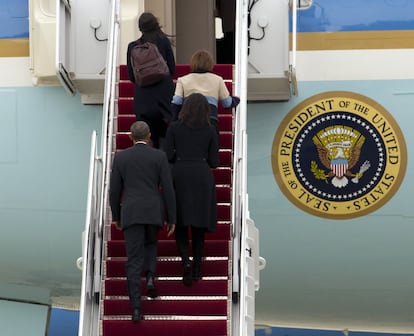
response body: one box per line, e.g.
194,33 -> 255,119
271,91 -> 407,219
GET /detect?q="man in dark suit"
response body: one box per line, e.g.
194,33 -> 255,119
109,121 -> 176,322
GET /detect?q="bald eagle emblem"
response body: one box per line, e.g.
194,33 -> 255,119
311,125 -> 371,188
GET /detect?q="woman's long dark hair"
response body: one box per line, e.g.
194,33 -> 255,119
138,12 -> 174,45
179,93 -> 211,129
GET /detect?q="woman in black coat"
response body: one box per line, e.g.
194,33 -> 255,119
126,12 -> 176,148
164,93 -> 219,286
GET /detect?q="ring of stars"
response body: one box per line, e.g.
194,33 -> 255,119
293,113 -> 385,201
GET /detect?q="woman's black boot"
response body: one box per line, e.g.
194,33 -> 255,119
183,260 -> 192,287
192,259 -> 201,281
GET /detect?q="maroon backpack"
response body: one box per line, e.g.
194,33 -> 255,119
130,41 -> 170,87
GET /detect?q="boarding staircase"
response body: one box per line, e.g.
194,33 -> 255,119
77,1 -> 264,336
100,64 -> 235,335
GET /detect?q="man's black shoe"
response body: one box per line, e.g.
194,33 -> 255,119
132,308 -> 143,322
146,274 -> 158,298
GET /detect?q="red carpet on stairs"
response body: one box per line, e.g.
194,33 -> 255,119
101,64 -> 234,336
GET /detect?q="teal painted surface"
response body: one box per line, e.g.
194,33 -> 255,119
0,283 -> 50,305
44,308 -> 414,336
45,308 -> 414,336
247,80 -> 414,330
0,89 -> 17,162
0,86 -> 102,304
0,300 -> 49,336
256,327 -> 414,336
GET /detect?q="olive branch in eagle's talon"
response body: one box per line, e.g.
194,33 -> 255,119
311,160 -> 329,183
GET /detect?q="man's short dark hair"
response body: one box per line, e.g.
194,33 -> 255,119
130,121 -> 150,141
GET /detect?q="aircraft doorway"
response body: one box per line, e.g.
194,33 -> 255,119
173,0 -> 235,64
215,0 -> 235,64
144,0 -> 235,64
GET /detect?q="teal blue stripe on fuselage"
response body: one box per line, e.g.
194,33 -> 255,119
0,0 -> 28,39
294,0 -> 414,32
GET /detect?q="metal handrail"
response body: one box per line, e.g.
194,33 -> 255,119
232,0 -> 247,296
232,0 -> 250,335
93,0 -> 120,317
290,0 -> 299,96
94,0 -> 120,297
97,0 -> 119,238
78,0 -> 120,335
291,0 -> 297,69
77,131 -> 99,336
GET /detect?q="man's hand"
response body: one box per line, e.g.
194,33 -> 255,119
112,221 -> 122,230
166,223 -> 175,237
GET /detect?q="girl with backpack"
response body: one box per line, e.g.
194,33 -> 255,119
126,12 -> 176,149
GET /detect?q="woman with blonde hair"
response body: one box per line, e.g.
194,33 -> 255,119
171,49 -> 239,130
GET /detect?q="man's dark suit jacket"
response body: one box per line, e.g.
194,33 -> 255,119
109,142 -> 176,230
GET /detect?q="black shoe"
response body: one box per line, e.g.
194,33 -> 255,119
146,274 -> 158,298
192,261 -> 201,281
132,308 -> 143,322
183,262 -> 192,287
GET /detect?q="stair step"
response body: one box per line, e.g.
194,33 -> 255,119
102,319 -> 227,336
107,240 -> 229,258
110,223 -> 231,240
219,149 -> 232,167
113,149 -> 232,168
117,97 -> 234,116
213,167 -> 232,184
117,114 -> 233,132
118,81 -> 233,98
119,63 -> 233,81
217,204 -> 231,222
103,298 -> 227,316
116,98 -> 133,115
172,64 -> 233,80
216,185 -> 231,203
115,132 -> 233,150
105,278 -> 229,296
106,259 -> 228,277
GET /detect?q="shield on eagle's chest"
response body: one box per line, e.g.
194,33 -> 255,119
330,158 -> 348,178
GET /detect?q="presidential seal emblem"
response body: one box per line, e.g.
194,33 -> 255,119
271,91 -> 407,219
